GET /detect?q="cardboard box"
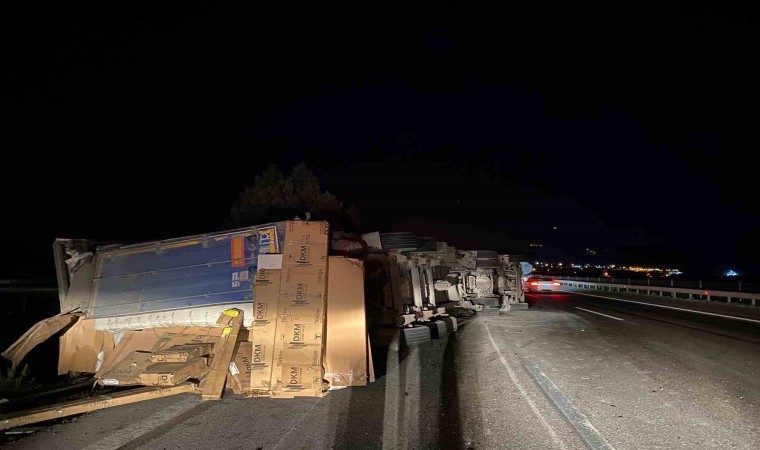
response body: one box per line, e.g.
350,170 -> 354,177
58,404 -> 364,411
282,221 -> 329,267
252,269 -> 281,328
226,341 -> 252,394
280,345 -> 322,366
324,257 -> 368,387
250,268 -> 281,394
279,265 -> 327,309
58,318 -> 115,375
140,357 -> 208,386
275,319 -> 324,348
98,351 -> 153,386
269,221 -> 330,399
150,343 -> 213,363
271,363 -> 324,392
250,329 -> 277,393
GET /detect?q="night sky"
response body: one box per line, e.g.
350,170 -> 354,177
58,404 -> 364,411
2,2 -> 758,278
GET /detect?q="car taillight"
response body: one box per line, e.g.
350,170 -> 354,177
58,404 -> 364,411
552,282 -> 560,286
530,282 -> 539,286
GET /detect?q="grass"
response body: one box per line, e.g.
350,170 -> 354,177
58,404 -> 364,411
0,364 -> 40,399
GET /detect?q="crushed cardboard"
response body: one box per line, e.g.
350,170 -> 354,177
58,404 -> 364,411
1,314 -> 78,367
140,357 -> 208,386
58,318 -> 115,374
151,328 -> 221,353
95,330 -> 163,378
150,343 -> 213,363
98,351 -> 154,386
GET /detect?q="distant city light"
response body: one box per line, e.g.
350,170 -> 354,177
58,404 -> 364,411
725,269 -> 739,277
530,260 -> 682,277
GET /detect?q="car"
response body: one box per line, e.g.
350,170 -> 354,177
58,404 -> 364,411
525,276 -> 561,293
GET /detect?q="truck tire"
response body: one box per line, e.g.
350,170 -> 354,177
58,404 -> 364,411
479,307 -> 500,316
426,320 -> 448,339
402,326 -> 432,345
441,316 -> 457,332
477,297 -> 500,308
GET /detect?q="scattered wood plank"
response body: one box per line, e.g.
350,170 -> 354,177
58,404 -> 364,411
201,309 -> 243,401
0,383 -> 197,431
367,333 -> 375,383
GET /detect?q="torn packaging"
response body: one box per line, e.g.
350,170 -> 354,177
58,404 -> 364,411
282,221 -> 329,267
96,327 -> 220,378
150,343 -> 213,363
1,314 -> 78,367
58,318 -> 115,375
140,357 -> 208,386
98,351 -> 153,386
324,257 -> 368,387
150,329 -> 220,353
95,330 -> 162,378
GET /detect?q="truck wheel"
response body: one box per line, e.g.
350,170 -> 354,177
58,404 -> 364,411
441,316 -> 457,332
402,326 -> 432,345
426,320 -> 448,339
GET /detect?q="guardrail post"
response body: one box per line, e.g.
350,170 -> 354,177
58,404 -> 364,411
628,278 -> 631,285
670,279 -> 674,287
699,280 -> 702,289
739,281 -> 742,292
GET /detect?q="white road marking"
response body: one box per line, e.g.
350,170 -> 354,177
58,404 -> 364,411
271,399 -> 324,450
525,366 -> 616,450
574,307 -> 624,321
483,321 -> 566,450
562,290 -> 760,324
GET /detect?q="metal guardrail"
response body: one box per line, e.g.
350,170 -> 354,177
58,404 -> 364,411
554,276 -> 760,294
556,278 -> 760,307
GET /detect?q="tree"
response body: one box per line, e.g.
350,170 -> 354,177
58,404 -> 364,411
224,163 -> 359,231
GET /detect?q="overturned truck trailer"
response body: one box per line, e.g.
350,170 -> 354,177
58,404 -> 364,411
53,223 -> 285,332
362,233 -> 526,329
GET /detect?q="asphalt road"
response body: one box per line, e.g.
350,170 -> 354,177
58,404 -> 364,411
6,291 -> 760,449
